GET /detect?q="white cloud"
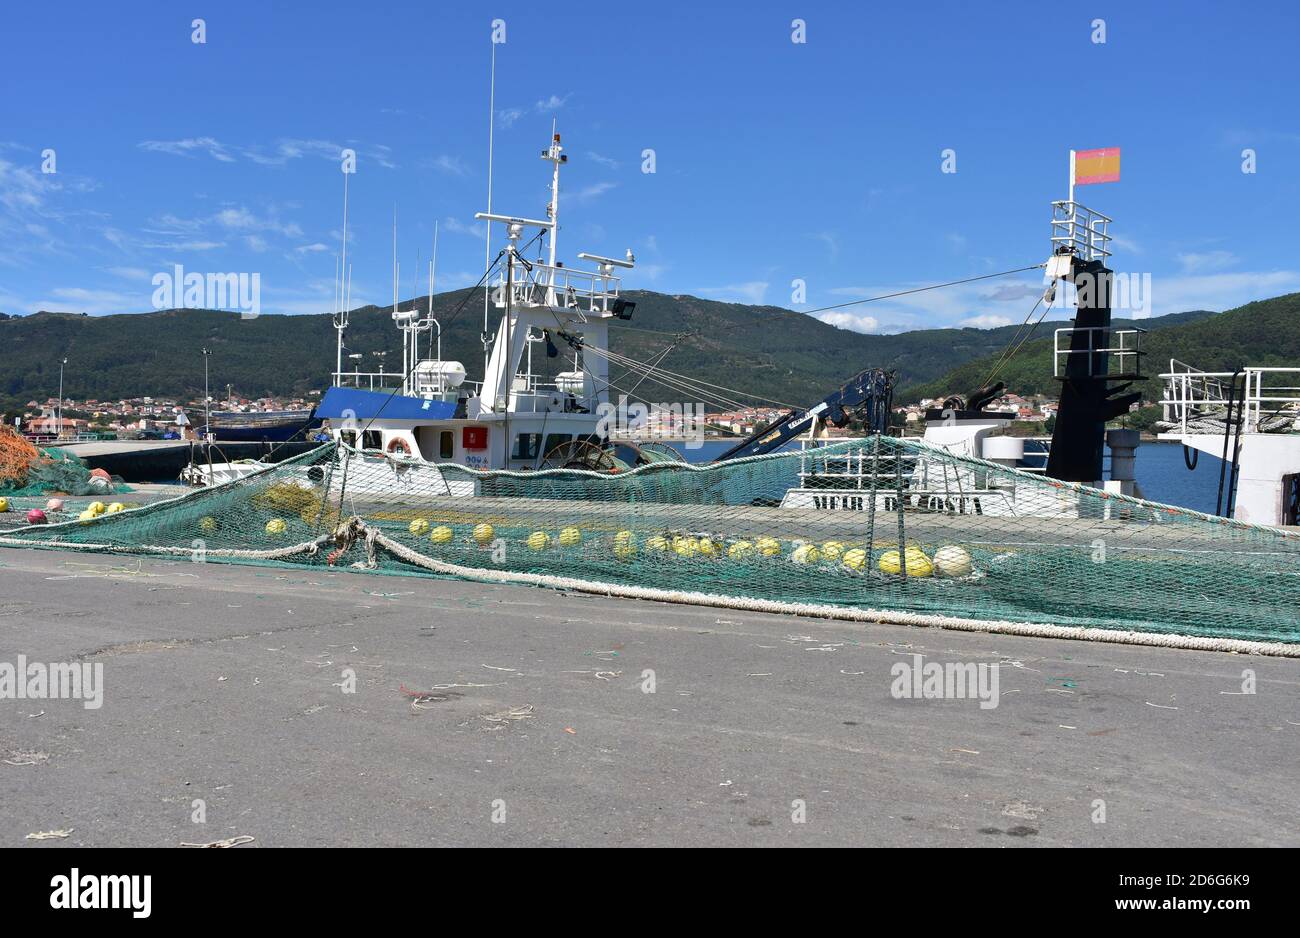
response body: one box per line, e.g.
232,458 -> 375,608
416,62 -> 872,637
1176,250 -> 1237,273
1148,270 -> 1300,317
1110,234 -> 1143,255
138,137 -> 235,162
698,281 -> 769,305
570,182 -> 616,203
139,137 -> 393,170
369,144 -> 396,170
442,216 -> 487,238
495,95 -> 570,129
810,231 -> 838,261
213,206 -> 301,238
535,94 -> 571,112
982,282 -> 1043,302
136,239 -> 226,251
587,151 -> 620,169
634,263 -> 668,283
960,314 -> 1014,328
427,154 -> 470,176
818,311 -> 880,333
32,287 -> 142,315
104,266 -> 151,280
497,107 -> 525,129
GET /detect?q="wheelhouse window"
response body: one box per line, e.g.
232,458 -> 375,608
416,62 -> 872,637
512,432 -> 541,460
362,430 -> 382,451
542,433 -> 572,457
340,430 -> 357,448
439,430 -> 454,460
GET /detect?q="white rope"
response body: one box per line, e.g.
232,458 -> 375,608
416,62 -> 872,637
0,534 -> 326,560
0,517 -> 366,561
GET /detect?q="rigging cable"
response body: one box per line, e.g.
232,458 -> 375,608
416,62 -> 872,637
708,263 -> 1046,335
980,295 -> 1049,389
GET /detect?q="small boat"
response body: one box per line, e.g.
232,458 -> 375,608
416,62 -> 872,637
195,409 -> 317,442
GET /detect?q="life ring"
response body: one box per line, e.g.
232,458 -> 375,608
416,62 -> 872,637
386,436 -> 413,458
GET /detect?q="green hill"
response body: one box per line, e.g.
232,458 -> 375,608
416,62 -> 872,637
900,293 -> 1300,404
0,289 -> 1216,414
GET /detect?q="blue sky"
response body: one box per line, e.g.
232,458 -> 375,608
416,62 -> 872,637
1,0 -> 1297,333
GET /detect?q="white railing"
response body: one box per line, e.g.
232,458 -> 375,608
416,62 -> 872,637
498,263 -> 621,315
1160,360 -> 1300,435
1053,326 -> 1145,378
333,370 -> 403,392
1051,200 -> 1112,262
23,432 -> 104,444
506,374 -> 594,414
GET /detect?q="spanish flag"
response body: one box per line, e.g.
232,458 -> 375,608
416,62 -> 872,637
1072,147 -> 1120,185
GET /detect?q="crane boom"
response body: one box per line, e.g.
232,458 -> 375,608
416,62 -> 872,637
710,368 -> 895,463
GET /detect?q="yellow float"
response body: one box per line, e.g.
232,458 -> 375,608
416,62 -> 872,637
791,543 -> 821,565
408,518 -> 431,536
527,531 -> 551,550
756,536 -> 781,557
841,548 -> 868,571
265,518 -> 288,535
613,530 -> 636,560
430,525 -> 454,545
473,523 -> 495,545
558,527 -> 582,547
821,540 -> 845,561
727,540 -> 754,560
878,546 -> 934,577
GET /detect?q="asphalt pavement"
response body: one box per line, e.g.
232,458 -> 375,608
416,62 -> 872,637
1,546 -> 1296,847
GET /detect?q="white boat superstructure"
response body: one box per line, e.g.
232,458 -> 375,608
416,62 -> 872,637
1159,360 -> 1300,525
317,131 -> 639,484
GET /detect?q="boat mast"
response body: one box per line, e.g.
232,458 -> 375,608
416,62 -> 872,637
429,220 -> 439,362
542,124 -> 565,304
482,40 -> 497,381
334,167 -> 350,387
1044,150 -> 1141,484
393,207 -> 404,395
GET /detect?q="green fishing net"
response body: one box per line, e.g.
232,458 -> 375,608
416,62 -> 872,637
2,437 -> 1296,645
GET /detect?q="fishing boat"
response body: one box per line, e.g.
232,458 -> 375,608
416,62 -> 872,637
1159,362 -> 1300,526
301,131 -> 1157,524
194,408 -> 317,443
315,131 -> 658,489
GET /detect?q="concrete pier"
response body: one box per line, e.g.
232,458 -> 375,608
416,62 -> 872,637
0,546 -> 1295,847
